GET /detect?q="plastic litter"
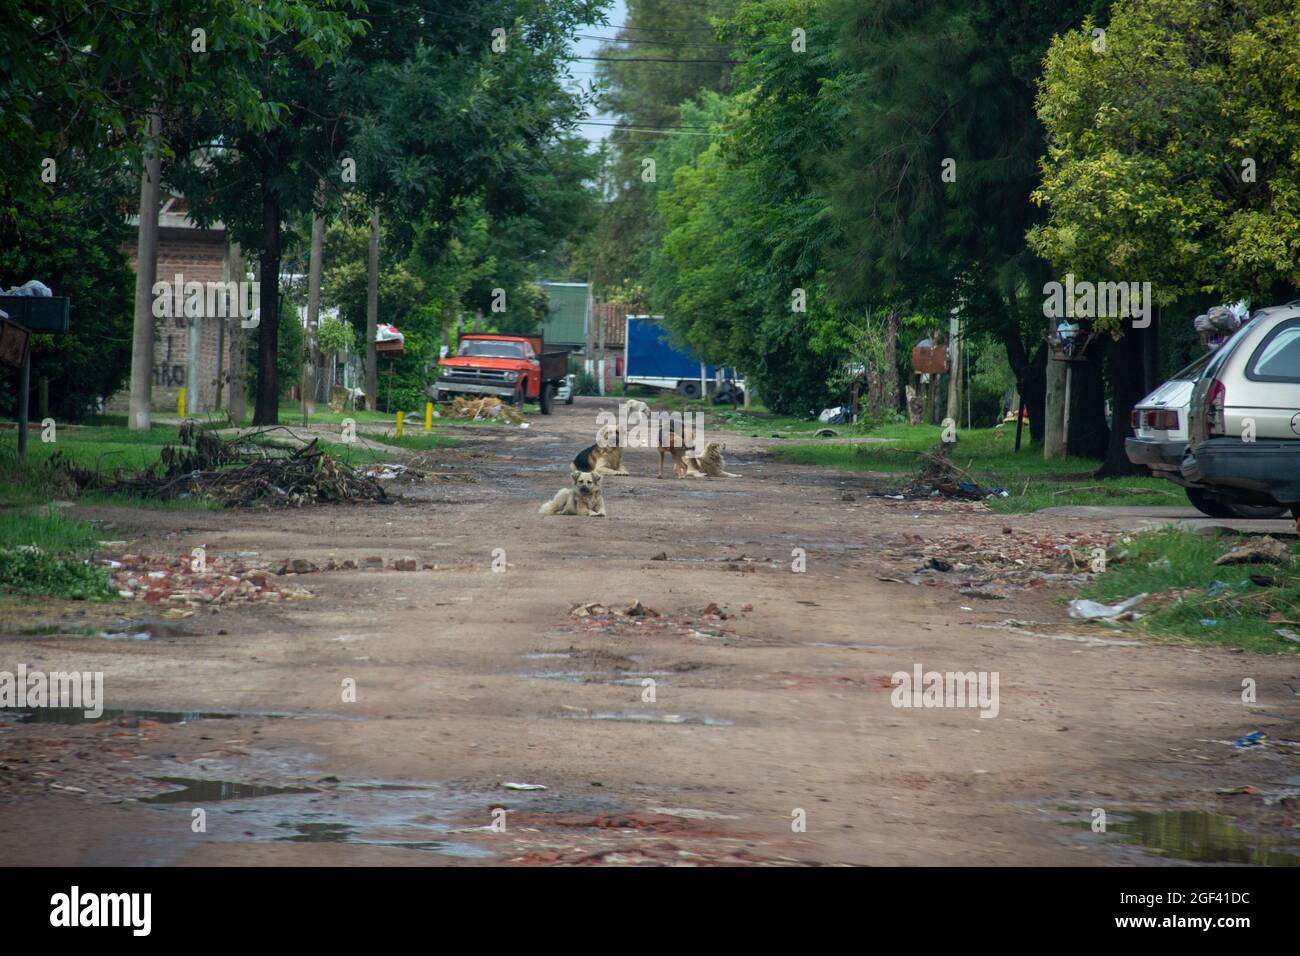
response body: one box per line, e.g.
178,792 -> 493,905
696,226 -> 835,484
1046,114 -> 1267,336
1066,593 -> 1147,620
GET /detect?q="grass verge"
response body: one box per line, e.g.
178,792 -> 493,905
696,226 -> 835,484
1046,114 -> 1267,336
0,506 -> 112,600
771,423 -> 1179,513
1082,528 -> 1300,654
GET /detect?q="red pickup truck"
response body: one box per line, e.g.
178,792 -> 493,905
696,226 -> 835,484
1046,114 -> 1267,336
433,333 -> 569,414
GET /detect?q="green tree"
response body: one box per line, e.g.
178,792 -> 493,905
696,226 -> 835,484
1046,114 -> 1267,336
1030,0 -> 1300,472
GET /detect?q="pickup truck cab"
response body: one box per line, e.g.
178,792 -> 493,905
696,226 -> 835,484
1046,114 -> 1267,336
1182,303 -> 1300,519
433,333 -> 569,414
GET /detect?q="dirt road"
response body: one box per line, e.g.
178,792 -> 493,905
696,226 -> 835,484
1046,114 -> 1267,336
3,397 -> 1298,866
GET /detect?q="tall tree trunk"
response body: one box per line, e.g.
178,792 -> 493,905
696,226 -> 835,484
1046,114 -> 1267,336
128,110 -> 163,431
302,181 -> 325,418
1066,342 -> 1108,458
881,307 -> 900,414
252,188 -> 281,426
1005,335 -> 1047,447
1097,326 -> 1148,477
365,205 -> 379,410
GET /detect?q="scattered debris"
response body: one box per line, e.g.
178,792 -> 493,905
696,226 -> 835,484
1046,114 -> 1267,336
1276,628 -> 1300,643
1215,536 -> 1292,566
104,552 -> 312,608
885,443 -> 1008,501
501,782 -> 547,791
447,396 -> 525,423
1234,731 -> 1267,749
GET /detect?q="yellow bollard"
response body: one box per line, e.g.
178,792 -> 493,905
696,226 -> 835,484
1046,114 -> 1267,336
177,387 -> 186,418
396,411 -> 404,438
425,402 -> 433,433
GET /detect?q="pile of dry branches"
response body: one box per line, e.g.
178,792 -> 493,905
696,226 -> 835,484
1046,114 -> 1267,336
59,426 -> 388,508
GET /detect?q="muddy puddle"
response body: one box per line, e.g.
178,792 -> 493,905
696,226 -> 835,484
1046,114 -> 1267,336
1061,807 -> 1300,866
1103,810 -> 1300,866
521,670 -> 671,686
562,711 -> 733,726
4,707 -> 248,725
138,776 -> 497,859
0,706 -> 352,725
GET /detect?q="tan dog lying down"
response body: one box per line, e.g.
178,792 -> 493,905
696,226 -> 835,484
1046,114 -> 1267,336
539,470 -> 607,516
683,441 -> 741,478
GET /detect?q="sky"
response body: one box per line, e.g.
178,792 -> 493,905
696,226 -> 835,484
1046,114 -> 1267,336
567,0 -> 628,144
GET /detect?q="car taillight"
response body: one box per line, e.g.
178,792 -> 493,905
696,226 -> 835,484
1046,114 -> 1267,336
1205,379 -> 1226,436
1151,410 -> 1179,430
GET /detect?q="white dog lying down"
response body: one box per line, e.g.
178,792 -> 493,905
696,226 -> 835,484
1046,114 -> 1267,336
539,469 -> 607,516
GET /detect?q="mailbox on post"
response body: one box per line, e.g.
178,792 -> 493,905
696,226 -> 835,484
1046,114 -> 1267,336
0,294 -> 71,459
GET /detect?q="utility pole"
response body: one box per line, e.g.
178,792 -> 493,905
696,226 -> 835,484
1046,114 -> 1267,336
302,182 -> 325,419
365,205 -> 379,411
945,307 -> 961,426
128,111 -> 162,431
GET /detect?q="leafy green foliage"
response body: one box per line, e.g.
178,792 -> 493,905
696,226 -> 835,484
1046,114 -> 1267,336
1030,0 -> 1300,310
0,546 -> 111,600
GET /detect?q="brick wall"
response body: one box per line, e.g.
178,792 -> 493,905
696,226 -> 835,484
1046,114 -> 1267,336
107,226 -> 239,415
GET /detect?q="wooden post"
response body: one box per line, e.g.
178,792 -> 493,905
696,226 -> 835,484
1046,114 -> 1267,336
17,341 -> 30,459
227,244 -> 248,423
1044,354 -> 1067,459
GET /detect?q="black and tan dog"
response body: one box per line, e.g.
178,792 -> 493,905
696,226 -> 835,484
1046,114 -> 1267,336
573,423 -> 628,476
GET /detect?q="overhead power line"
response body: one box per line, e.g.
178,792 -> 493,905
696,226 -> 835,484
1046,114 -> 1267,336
574,55 -> 736,64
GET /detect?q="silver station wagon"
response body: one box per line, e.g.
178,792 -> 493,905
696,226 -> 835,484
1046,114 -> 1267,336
1182,302 -> 1300,521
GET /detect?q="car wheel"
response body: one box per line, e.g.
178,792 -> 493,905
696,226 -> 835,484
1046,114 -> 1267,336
1185,487 -> 1235,518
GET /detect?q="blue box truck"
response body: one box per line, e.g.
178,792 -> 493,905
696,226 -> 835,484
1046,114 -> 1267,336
624,315 -> 742,401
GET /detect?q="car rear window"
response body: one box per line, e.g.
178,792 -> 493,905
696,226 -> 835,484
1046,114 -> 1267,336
1246,320 -> 1300,382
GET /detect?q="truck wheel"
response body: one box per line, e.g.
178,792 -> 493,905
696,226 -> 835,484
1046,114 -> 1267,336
679,381 -> 701,400
540,383 -> 554,415
1185,487 -> 1235,518
512,382 -> 525,407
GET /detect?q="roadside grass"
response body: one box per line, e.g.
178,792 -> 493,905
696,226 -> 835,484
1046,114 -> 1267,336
364,432 -> 461,451
771,423 -> 1179,513
0,506 -> 112,600
275,402 -> 392,426
0,424 -> 181,506
0,506 -> 101,552
1082,528 -> 1300,654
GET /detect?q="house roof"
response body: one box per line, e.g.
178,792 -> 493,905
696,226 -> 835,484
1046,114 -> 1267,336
592,302 -> 644,348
